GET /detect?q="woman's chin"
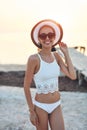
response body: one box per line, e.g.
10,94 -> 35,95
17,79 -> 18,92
44,42 -> 53,47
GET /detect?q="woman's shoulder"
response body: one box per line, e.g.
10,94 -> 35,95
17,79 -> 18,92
53,51 -> 60,58
27,53 -> 39,64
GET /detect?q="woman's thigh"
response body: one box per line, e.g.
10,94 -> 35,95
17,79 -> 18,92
35,105 -> 49,130
49,105 -> 65,130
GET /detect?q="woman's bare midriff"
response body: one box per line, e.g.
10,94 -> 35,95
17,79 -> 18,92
35,91 -> 60,103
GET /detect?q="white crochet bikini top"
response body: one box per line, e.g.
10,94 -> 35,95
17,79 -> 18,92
33,53 -> 60,94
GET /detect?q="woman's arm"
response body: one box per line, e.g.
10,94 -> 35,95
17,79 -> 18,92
24,55 -> 39,126
55,42 -> 76,80
24,55 -> 35,110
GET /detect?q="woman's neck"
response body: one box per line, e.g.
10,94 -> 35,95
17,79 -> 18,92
40,48 -> 52,56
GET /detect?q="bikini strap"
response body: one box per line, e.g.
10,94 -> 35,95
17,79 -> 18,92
37,53 -> 42,61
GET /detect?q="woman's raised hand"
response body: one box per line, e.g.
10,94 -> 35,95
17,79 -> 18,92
58,42 -> 69,55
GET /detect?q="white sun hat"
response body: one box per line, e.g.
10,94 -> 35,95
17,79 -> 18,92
31,19 -> 63,48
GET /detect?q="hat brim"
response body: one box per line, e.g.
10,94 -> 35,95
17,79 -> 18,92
31,19 -> 63,48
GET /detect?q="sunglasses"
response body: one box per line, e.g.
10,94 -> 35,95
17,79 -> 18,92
38,32 -> 55,40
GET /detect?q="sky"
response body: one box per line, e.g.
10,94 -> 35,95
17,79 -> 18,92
0,0 -> 87,64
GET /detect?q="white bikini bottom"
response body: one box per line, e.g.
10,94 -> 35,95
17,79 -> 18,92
33,100 -> 61,114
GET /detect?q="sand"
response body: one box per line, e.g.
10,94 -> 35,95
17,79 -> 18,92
0,86 -> 87,130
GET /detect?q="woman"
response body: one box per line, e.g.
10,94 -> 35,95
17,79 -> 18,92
24,19 -> 76,130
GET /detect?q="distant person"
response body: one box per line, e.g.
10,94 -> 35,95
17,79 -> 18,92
24,19 -> 76,130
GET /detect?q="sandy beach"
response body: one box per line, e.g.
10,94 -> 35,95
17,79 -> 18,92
0,86 -> 87,130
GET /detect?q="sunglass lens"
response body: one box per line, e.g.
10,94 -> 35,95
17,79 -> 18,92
39,33 -> 55,40
39,33 -> 46,40
48,33 -> 55,39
